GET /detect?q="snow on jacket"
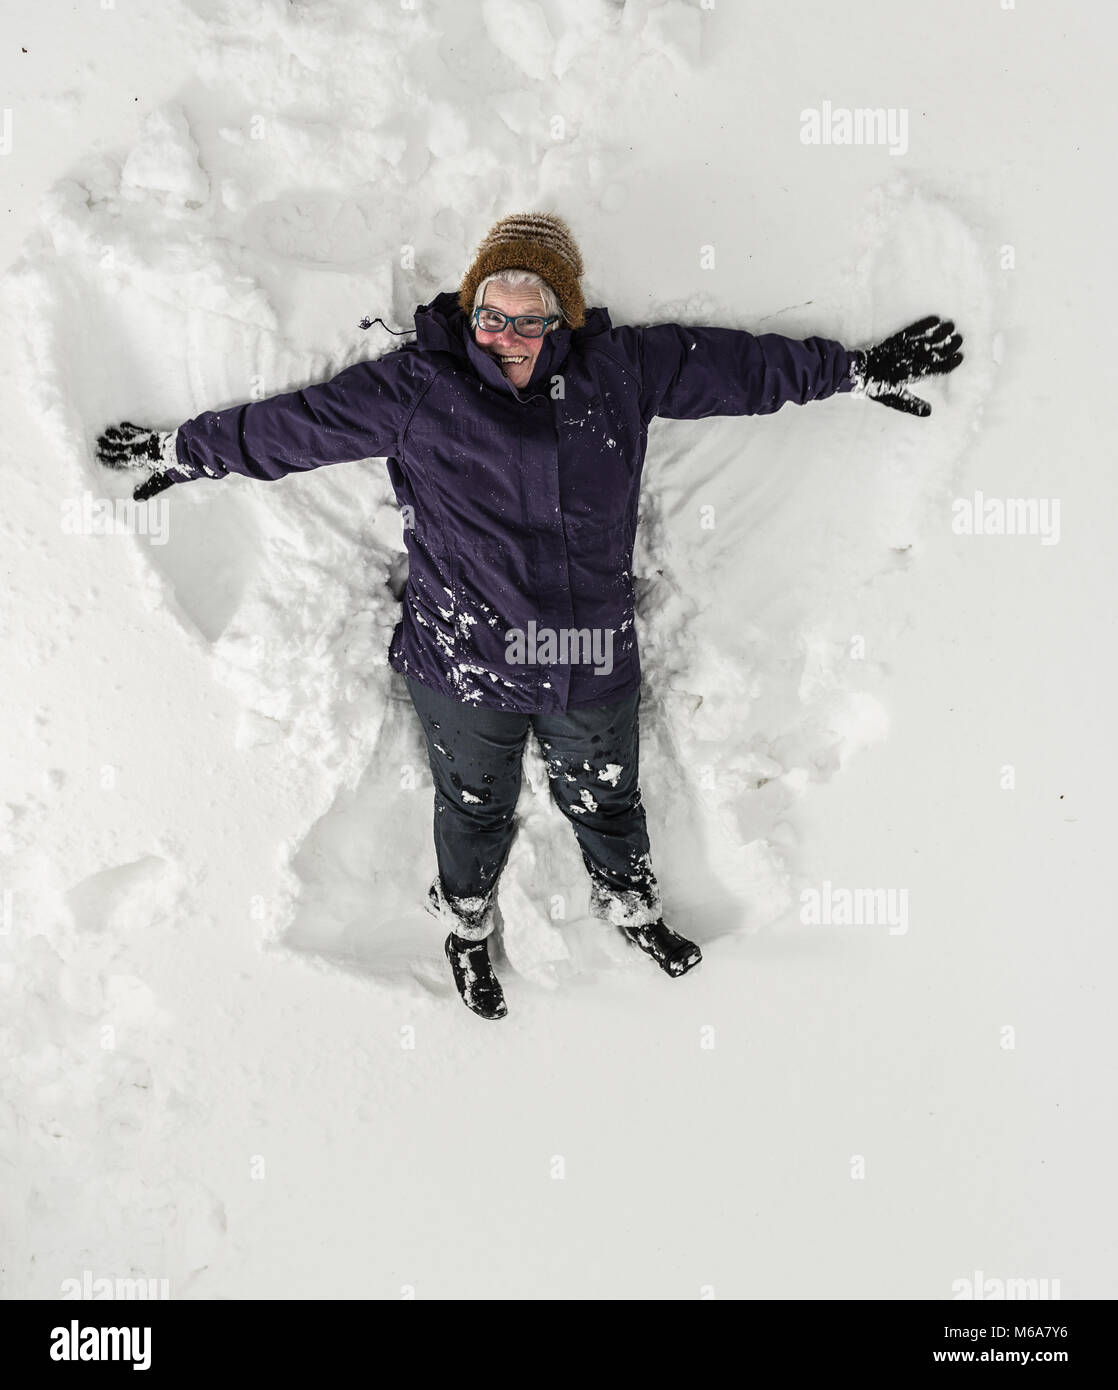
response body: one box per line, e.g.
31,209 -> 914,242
165,291 -> 856,712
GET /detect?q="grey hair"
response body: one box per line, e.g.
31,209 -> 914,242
472,268 -> 562,326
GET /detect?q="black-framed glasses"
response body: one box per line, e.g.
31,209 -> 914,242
472,306 -> 559,339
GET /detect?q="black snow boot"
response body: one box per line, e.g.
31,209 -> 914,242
624,920 -> 702,978
444,932 -> 508,1021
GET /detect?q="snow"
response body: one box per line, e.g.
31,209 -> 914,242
1,0 -> 1114,1301
121,105 -> 209,208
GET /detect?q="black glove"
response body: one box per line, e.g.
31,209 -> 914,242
96,421 -> 177,500
850,316 -> 964,417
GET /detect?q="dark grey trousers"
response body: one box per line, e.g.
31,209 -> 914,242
405,676 -> 663,940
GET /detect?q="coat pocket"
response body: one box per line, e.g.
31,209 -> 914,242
562,515 -> 633,610
563,514 -> 628,561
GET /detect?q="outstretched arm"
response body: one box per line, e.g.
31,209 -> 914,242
96,349 -> 426,499
621,315 -> 962,423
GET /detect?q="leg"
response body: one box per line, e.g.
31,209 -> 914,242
531,689 -> 663,929
405,677 -> 529,943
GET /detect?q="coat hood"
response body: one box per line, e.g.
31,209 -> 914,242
413,291 -> 613,397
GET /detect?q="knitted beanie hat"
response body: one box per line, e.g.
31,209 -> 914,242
458,212 -> 585,330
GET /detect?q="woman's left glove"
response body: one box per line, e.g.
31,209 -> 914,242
96,422 -> 179,500
849,316 -> 964,417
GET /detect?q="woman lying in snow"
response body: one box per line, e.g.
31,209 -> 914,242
97,211 -> 963,1020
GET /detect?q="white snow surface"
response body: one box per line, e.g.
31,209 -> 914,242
1,0 -> 1114,1299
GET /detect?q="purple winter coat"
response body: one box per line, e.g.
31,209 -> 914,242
166,291 -> 856,712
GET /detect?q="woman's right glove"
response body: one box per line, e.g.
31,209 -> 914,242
96,422 -> 179,500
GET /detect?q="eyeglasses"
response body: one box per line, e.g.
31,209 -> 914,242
472,306 -> 559,339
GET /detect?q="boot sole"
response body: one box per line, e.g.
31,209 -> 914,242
666,947 -> 702,977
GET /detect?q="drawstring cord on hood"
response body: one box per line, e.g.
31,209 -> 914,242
358,315 -> 416,335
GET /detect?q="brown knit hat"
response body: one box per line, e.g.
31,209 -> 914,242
458,212 -> 585,330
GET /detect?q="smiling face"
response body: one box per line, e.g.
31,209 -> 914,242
472,282 -> 556,390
